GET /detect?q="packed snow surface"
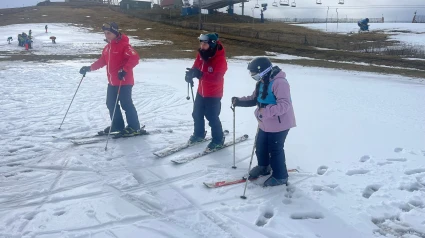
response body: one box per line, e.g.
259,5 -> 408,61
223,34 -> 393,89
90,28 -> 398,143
0,23 -> 424,238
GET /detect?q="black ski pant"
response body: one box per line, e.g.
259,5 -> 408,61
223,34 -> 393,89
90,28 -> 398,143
255,129 -> 290,179
192,93 -> 224,144
106,84 -> 140,131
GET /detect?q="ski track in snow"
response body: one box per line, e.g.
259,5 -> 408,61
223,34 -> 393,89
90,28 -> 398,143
1,24 -> 425,237
1,60 -> 424,237
0,61 -> 424,237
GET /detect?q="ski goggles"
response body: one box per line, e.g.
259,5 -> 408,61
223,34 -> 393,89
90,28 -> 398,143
250,65 -> 273,82
102,23 -> 118,32
198,34 -> 216,44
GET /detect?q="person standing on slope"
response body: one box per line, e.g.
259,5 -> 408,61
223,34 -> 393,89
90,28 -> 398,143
79,22 -> 142,136
26,36 -> 33,50
45,25 -> 48,33
18,34 -> 22,46
231,57 -> 296,187
185,33 -> 228,151
358,18 -> 370,32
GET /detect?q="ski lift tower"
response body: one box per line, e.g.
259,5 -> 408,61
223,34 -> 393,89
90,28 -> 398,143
193,0 -> 246,15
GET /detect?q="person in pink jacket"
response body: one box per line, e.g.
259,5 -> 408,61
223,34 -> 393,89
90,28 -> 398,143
232,57 -> 296,186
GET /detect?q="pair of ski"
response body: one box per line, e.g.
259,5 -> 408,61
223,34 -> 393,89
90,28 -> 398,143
58,128 -> 249,164
153,130 -> 250,164
204,169 -> 300,188
55,126 -> 173,145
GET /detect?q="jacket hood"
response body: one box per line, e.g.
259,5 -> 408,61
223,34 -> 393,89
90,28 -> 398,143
111,33 -> 129,44
269,66 -> 286,82
214,41 -> 225,58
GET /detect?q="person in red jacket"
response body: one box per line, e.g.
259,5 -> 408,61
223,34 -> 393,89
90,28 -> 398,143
185,33 -> 228,151
79,22 -> 141,136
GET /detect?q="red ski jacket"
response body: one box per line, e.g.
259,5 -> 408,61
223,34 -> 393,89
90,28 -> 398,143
91,34 -> 139,86
192,42 -> 227,98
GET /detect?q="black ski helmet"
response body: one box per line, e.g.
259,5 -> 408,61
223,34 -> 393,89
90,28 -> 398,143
247,57 -> 273,81
247,57 -> 272,74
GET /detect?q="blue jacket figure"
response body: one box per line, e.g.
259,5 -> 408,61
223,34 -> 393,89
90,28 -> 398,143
7,37 -> 13,44
21,33 -> 27,47
358,18 -> 369,32
27,37 -> 33,49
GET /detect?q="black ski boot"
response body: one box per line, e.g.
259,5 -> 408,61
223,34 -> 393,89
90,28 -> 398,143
263,176 -> 288,187
188,131 -> 207,145
119,126 -> 142,137
206,137 -> 225,152
98,126 -> 121,136
248,165 -> 271,179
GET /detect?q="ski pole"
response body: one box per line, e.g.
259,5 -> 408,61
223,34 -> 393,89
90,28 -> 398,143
190,82 -> 195,104
241,125 -> 260,200
186,83 -> 190,100
231,105 -> 236,169
105,81 -> 122,151
59,74 -> 85,129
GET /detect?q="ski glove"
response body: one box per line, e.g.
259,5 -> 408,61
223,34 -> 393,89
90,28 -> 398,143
192,68 -> 203,79
79,66 -> 91,75
231,97 -> 257,107
118,69 -> 126,80
231,97 -> 240,106
185,68 -> 194,85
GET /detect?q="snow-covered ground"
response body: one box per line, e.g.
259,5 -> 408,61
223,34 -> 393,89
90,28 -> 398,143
234,51 -> 315,61
1,24 -> 425,238
297,23 -> 425,50
233,53 -> 425,73
299,22 -> 425,34
0,23 -> 172,56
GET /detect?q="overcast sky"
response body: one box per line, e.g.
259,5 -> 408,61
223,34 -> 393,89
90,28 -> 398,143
0,0 -> 424,21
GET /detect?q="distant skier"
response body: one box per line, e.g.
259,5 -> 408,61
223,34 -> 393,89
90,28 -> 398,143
27,36 -> 33,49
21,33 -> 28,49
7,37 -> 13,44
79,22 -> 142,136
358,18 -> 370,32
185,33 -> 227,151
24,36 -> 33,50
50,36 -> 56,44
45,25 -> 48,33
18,34 -> 22,46
231,57 -> 296,187
29,29 -> 32,37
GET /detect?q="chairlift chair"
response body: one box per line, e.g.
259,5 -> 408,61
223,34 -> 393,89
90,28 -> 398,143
291,0 -> 296,7
255,0 -> 260,8
272,0 -> 278,7
316,0 -> 322,4
338,0 -> 344,4
280,0 -> 289,6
